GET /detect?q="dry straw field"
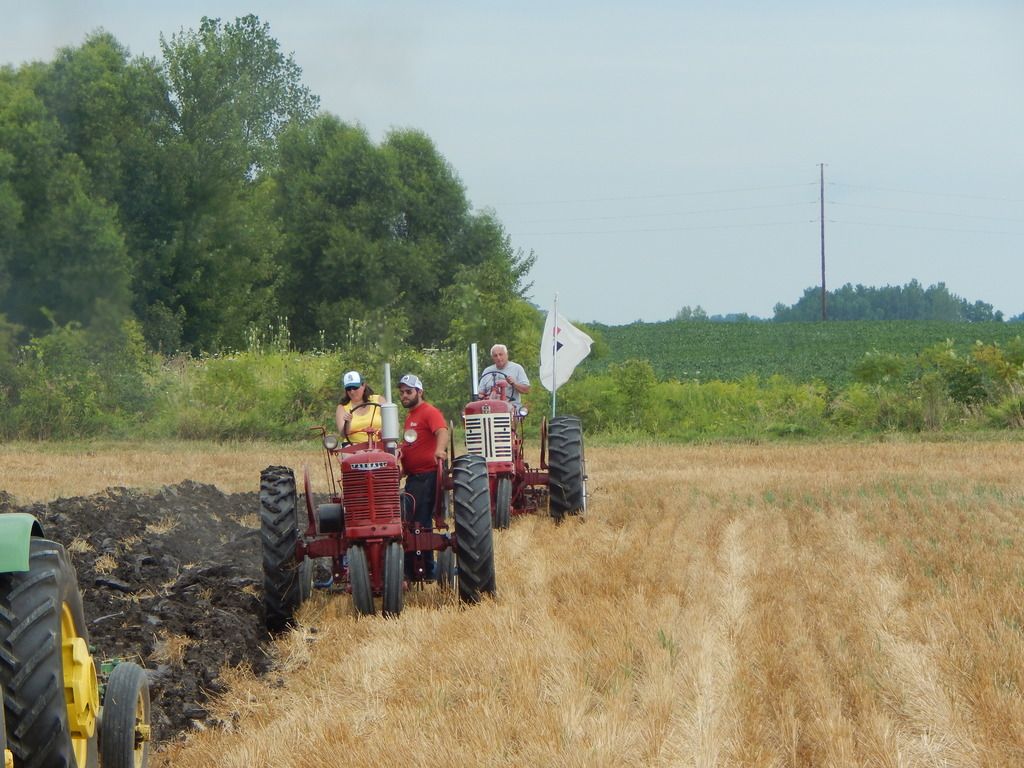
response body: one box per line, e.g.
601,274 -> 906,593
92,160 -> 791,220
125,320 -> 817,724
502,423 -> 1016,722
4,439 -> 1024,766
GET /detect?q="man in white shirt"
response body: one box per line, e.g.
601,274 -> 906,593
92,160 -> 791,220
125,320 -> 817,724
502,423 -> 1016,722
478,344 -> 531,404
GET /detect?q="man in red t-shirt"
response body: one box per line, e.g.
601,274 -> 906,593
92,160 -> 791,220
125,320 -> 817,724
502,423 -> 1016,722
397,373 -> 449,528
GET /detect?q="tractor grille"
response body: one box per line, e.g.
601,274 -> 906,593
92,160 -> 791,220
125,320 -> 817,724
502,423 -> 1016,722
464,412 -> 514,462
342,453 -> 402,527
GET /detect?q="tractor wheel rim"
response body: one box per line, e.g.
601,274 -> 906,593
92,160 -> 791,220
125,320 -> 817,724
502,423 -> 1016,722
61,602 -> 99,766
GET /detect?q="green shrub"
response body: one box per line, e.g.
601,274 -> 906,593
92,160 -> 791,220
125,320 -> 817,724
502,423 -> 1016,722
4,326 -> 1024,442
852,350 -> 906,385
5,321 -> 153,439
986,385 -> 1024,429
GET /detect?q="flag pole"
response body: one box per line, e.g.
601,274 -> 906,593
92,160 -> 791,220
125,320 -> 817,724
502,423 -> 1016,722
550,294 -> 558,418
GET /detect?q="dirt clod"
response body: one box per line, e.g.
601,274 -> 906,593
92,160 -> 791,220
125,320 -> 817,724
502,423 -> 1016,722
8,482 -> 269,744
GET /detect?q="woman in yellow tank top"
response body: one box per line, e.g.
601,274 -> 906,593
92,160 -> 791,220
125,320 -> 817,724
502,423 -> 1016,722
335,370 -> 386,444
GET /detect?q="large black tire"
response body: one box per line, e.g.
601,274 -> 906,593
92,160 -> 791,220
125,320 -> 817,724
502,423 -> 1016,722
347,545 -> 375,616
548,416 -> 587,522
1,698 -> 7,768
260,466 -> 311,632
452,455 -> 496,603
0,538 -> 99,768
99,662 -> 150,768
382,542 -> 404,618
494,476 -> 512,530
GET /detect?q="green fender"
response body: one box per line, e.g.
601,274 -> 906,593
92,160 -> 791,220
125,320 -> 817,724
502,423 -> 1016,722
0,513 -> 45,573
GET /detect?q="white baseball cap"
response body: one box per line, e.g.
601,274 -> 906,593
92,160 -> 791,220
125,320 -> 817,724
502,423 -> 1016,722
342,370 -> 362,388
399,373 -> 423,390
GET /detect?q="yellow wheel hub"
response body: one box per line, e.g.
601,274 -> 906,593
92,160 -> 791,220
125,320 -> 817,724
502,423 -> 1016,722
61,602 -> 99,765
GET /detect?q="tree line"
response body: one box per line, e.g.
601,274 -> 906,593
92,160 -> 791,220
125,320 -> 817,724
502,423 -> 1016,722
0,15 -> 537,362
674,280 -> 1015,323
773,280 -> 1011,322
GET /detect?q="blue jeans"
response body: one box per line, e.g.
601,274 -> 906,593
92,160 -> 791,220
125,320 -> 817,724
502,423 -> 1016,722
402,472 -> 437,527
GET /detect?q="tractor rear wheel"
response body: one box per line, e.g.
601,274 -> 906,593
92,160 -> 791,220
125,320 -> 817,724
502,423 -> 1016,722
260,466 -> 312,632
436,546 -> 456,592
494,476 -> 512,530
99,661 -> 151,768
348,545 -> 375,616
1,694 -> 8,768
548,416 -> 587,522
0,538 -> 99,768
452,454 -> 496,603
382,542 -> 404,617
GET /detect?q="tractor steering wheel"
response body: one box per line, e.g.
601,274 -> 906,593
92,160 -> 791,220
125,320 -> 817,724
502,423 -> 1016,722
349,401 -> 381,413
479,370 -> 513,401
343,401 -> 383,444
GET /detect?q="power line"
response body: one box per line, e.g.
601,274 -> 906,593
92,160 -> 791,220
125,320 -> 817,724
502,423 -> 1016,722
515,199 -> 818,225
513,219 -> 815,237
831,200 -> 1024,224
493,182 -> 817,207
830,218 -> 1024,236
829,181 -> 1024,204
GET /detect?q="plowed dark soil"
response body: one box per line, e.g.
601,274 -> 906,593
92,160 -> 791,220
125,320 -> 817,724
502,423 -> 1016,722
0,482 -> 269,746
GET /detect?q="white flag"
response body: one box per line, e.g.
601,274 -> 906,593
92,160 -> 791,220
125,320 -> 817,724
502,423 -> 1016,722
539,310 -> 593,392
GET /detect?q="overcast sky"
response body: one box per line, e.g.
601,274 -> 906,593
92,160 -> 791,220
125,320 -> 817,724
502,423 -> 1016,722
3,1 -> 1022,324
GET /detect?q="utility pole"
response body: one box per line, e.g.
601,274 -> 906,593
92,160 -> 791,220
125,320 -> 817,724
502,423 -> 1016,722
819,162 -> 827,321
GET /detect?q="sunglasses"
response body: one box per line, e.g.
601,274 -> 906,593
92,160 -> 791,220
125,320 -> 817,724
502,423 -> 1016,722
345,384 -> 362,391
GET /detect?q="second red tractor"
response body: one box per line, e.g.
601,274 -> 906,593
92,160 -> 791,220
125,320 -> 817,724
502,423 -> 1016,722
462,348 -> 587,528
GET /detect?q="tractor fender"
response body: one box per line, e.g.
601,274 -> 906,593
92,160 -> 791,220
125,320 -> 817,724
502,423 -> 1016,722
0,512 -> 45,573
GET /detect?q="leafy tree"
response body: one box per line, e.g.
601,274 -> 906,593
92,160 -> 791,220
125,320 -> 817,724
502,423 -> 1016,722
161,14 -> 318,180
272,116 -> 403,347
273,117 -> 536,351
381,129 -> 471,343
0,70 -> 132,335
0,145 -> 20,300
674,305 -> 708,321
962,299 -> 1002,323
157,14 -> 319,351
34,31 -> 190,350
0,313 -> 18,408
442,211 -> 537,354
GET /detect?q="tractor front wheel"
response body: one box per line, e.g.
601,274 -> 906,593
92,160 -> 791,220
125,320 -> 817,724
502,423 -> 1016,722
348,545 -> 375,616
260,466 -> 312,632
494,476 -> 512,530
99,661 -> 151,768
452,455 -> 496,603
0,538 -> 99,768
382,542 -> 404,617
548,416 -> 587,522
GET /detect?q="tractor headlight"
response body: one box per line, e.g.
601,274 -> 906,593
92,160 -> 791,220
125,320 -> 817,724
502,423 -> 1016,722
324,434 -> 340,450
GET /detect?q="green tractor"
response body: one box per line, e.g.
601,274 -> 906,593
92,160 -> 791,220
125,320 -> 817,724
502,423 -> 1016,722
0,512 -> 152,768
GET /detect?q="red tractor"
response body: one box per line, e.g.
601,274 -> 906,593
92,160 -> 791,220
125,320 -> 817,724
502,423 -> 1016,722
463,346 -> 587,528
260,384 -> 495,629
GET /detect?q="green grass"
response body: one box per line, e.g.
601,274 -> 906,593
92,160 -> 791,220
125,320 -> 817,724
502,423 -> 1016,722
584,320 -> 1023,388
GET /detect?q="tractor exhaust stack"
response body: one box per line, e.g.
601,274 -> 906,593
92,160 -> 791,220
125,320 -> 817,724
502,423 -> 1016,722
381,363 -> 399,453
